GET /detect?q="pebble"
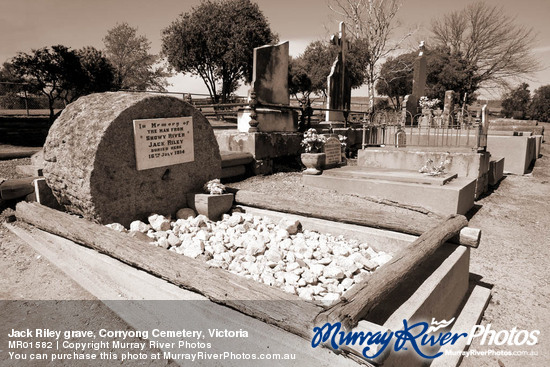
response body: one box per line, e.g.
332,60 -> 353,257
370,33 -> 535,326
129,220 -> 150,233
123,208 -> 392,301
106,223 -> 127,232
148,214 -> 171,232
176,208 -> 196,220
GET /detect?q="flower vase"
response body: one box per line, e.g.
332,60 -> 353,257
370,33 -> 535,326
301,153 -> 326,175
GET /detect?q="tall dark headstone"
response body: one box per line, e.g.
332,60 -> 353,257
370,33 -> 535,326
404,41 -> 428,125
326,22 -> 351,122
237,41 -> 298,132
252,41 -> 290,105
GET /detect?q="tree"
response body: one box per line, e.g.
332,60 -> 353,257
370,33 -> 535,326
9,45 -> 115,121
431,2 -> 540,90
329,0 -> 412,113
529,85 -> 550,122
376,47 -> 478,109
76,47 -> 116,95
162,0 -> 275,103
375,52 -> 415,109
501,83 -> 531,119
103,22 -> 170,91
424,48 -> 478,105
288,40 -> 366,101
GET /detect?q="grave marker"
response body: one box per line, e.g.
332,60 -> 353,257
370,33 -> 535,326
323,136 -> 342,167
253,41 -> 290,105
43,92 -> 221,227
404,42 -> 427,124
133,117 -> 194,170
326,22 -> 351,122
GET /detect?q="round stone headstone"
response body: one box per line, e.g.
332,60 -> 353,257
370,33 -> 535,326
43,92 -> 221,227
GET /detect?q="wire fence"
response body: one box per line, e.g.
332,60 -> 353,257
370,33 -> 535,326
361,109 -> 484,149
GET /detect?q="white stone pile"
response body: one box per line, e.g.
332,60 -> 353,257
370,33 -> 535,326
107,210 -> 392,304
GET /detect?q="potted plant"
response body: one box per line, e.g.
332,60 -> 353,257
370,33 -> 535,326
300,128 -> 326,175
419,97 -> 441,126
419,96 -> 441,112
187,179 -> 234,221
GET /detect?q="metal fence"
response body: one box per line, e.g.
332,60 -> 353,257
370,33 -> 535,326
361,109 -> 485,150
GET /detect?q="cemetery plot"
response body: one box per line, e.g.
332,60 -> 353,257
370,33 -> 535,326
11,200 -> 486,365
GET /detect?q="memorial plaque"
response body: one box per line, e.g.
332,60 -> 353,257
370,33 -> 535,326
133,117 -> 194,170
324,137 -> 342,167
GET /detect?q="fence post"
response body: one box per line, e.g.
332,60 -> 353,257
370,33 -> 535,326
24,89 -> 29,116
248,90 -> 259,133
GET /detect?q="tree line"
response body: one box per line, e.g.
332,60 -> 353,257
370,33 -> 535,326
0,0 -> 545,121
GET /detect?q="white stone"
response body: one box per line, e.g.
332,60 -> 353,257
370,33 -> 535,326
341,278 -> 354,290
167,233 -> 181,247
282,285 -> 296,295
371,252 -> 393,267
246,241 -> 266,256
309,264 -> 325,278
298,287 -> 314,300
366,246 -> 378,259
176,208 -> 196,220
265,249 -> 282,263
195,229 -> 210,242
106,223 -> 127,232
301,270 -> 317,284
333,245 -> 350,257
130,220 -> 150,233
148,214 -> 171,231
284,273 -> 300,285
286,262 -> 300,272
323,265 -> 345,280
278,218 -> 301,235
157,237 -> 170,249
183,239 -> 205,258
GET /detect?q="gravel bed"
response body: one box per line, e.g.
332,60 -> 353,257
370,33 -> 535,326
107,209 -> 392,304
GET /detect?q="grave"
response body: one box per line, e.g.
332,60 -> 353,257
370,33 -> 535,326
217,40 -> 303,175
486,134 -> 537,175
323,136 -> 342,168
356,147 -> 490,200
10,200 -> 488,367
304,166 -> 476,216
403,42 -> 427,124
237,41 -> 298,133
488,156 -> 505,186
5,87 -> 489,365
325,22 -> 351,123
488,118 -> 544,136
43,92 -> 221,227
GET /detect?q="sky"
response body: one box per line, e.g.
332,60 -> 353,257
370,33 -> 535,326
1,0 -> 549,99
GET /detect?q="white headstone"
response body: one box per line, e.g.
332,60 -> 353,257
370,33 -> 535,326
324,137 -> 342,167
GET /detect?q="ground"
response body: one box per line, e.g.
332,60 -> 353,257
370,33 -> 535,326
1,125 -> 549,366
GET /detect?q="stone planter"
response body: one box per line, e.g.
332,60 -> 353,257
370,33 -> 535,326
187,193 -> 234,221
301,153 -> 326,175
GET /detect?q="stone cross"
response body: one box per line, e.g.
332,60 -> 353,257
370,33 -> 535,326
326,22 -> 351,122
